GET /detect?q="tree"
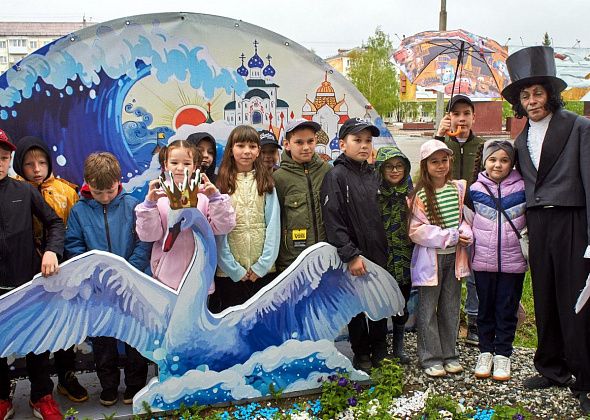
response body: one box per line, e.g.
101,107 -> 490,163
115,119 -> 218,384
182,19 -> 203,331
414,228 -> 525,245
542,32 -> 551,46
348,28 -> 400,119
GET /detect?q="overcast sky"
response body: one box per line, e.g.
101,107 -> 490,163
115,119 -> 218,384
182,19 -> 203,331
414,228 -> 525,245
2,0 -> 589,57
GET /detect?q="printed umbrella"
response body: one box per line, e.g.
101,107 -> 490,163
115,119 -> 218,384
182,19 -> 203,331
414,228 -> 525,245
391,29 -> 510,99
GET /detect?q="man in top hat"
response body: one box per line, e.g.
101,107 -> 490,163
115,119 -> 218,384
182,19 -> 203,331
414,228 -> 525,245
503,46 -> 590,414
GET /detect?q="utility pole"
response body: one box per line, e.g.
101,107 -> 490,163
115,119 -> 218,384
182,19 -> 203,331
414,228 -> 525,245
435,0 -> 447,129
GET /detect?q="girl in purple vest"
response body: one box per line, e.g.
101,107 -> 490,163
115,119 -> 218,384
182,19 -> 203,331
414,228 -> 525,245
467,140 -> 527,382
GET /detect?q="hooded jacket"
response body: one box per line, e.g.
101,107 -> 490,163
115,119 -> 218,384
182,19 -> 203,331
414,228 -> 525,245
469,170 -> 527,273
375,146 -> 414,285
272,151 -> 331,271
186,132 -> 217,184
65,185 -> 151,272
0,176 -> 65,288
13,136 -> 79,251
320,153 -> 387,267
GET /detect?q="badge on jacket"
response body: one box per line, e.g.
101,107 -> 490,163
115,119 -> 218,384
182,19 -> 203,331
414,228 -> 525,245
292,229 -> 307,248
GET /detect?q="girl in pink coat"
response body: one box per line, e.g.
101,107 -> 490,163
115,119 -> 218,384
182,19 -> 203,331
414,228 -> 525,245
135,140 -> 236,291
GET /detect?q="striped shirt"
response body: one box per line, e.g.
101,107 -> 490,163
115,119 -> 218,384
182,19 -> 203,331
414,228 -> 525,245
417,183 -> 460,229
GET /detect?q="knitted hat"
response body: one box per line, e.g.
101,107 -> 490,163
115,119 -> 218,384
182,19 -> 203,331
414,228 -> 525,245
482,139 -> 515,165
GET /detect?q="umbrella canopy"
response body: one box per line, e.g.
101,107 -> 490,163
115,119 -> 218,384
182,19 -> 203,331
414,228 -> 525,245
392,29 -> 510,99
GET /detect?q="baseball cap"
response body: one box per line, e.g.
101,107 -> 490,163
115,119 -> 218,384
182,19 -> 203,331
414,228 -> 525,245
0,129 -> 16,152
338,118 -> 380,139
446,94 -> 474,112
285,118 -> 321,135
258,130 -> 282,149
420,139 -> 454,160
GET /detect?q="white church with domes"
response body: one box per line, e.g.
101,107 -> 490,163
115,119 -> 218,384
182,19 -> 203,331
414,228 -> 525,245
224,40 -> 290,133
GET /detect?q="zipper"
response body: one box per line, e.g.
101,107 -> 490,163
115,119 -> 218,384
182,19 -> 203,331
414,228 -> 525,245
304,165 -> 319,243
103,205 -> 112,253
496,184 -> 502,273
459,144 -> 465,179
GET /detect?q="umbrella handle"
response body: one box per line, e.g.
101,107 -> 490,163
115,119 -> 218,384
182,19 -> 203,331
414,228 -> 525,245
446,126 -> 464,137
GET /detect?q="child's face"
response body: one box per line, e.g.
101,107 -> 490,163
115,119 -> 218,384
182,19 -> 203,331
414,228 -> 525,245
196,141 -> 215,169
88,181 -> 120,205
339,129 -> 373,163
381,157 -> 406,185
165,147 -> 196,185
232,141 -> 260,172
260,145 -> 280,170
0,149 -> 12,181
449,103 -> 475,137
285,128 -> 317,164
22,150 -> 49,186
485,149 -> 512,183
426,150 -> 450,185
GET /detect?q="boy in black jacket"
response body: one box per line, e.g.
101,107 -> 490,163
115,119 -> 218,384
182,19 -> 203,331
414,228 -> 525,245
320,118 -> 389,372
0,129 -> 66,420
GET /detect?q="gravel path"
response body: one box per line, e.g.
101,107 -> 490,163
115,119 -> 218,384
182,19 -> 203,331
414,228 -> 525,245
396,332 -> 585,419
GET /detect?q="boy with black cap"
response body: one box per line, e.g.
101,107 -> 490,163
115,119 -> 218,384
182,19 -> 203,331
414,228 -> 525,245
320,117 -> 389,371
273,119 -> 330,272
435,94 -> 485,346
0,129 -> 66,420
259,130 -> 282,172
186,132 -> 218,183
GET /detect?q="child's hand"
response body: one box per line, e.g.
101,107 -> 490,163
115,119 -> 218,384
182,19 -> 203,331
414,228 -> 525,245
458,230 -> 471,247
348,256 -> 366,277
200,174 -> 218,197
436,114 -> 452,137
146,179 -> 167,202
246,268 -> 260,282
41,251 -> 59,277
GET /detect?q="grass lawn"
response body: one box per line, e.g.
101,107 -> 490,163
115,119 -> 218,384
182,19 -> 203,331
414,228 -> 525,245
514,271 -> 537,348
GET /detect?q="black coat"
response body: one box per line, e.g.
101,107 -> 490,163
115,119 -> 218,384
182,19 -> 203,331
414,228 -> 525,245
320,153 -> 388,267
0,176 -> 65,288
515,109 -> 590,242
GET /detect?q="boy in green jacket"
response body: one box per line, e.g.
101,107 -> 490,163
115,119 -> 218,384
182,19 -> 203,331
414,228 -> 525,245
273,119 -> 331,272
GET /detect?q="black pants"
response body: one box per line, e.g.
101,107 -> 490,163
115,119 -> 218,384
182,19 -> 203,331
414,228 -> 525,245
92,337 -> 148,392
474,271 -> 524,357
528,206 -> 590,391
392,282 -> 412,327
54,347 -> 77,383
0,353 -> 53,402
211,273 -> 276,313
348,314 -> 388,357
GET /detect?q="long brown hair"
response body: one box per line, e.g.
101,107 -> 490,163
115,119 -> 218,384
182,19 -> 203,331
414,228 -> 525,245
217,125 -> 274,195
408,156 -> 453,227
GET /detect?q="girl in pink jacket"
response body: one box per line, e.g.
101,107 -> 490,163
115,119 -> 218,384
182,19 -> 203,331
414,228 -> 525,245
135,140 -> 236,291
408,140 -> 472,378
466,140 -> 526,382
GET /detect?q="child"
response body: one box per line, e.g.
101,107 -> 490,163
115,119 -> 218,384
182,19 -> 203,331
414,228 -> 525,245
273,119 -> 331,272
408,139 -> 472,377
0,129 -> 65,420
435,94 -> 486,345
258,130 -> 282,172
467,140 -> 526,381
186,132 -> 218,184
135,140 -> 235,291
320,117 -> 389,371
213,125 -> 280,311
375,145 -> 414,364
13,135 -> 88,404
65,152 -> 151,406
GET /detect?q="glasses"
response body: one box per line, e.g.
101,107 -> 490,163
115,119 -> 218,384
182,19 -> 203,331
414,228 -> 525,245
382,164 -> 405,173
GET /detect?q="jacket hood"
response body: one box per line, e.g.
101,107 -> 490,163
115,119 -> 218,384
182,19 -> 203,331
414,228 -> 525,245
186,132 -> 217,181
375,145 -> 412,187
333,153 -> 371,173
279,150 -> 325,172
476,168 -> 523,188
13,136 -> 52,181
80,183 -> 123,202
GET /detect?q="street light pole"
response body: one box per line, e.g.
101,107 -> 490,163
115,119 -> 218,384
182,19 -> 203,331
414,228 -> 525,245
435,0 -> 447,130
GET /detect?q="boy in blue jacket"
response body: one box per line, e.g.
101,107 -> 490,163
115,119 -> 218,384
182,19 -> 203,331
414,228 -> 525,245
65,152 -> 151,406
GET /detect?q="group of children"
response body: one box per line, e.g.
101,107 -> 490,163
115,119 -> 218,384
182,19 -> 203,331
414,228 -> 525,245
0,97 -> 526,418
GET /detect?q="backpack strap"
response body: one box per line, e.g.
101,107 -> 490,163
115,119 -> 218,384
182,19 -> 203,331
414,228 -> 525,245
480,182 -> 521,239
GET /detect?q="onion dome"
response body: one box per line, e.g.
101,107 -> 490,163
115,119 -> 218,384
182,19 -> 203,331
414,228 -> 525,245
237,53 -> 248,77
263,54 -> 276,77
248,40 -> 264,68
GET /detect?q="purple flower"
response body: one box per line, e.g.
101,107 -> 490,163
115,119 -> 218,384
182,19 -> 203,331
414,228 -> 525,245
347,397 -> 357,407
353,382 -> 362,393
338,377 -> 349,387
512,415 -> 525,420
327,374 -> 337,382
317,376 -> 324,383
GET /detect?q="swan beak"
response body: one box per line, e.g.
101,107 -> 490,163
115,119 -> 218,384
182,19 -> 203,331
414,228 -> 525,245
163,221 -> 182,252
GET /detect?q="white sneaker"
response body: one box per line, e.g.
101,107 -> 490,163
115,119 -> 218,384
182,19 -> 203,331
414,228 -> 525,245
492,355 -> 511,381
474,352 -> 493,378
424,364 -> 446,377
443,360 -> 464,374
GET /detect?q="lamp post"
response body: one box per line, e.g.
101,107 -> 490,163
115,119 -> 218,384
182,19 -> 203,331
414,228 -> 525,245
435,0 -> 447,129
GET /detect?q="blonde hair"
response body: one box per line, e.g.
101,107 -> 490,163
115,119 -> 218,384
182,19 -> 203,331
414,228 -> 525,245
24,147 -> 49,162
84,152 -> 121,189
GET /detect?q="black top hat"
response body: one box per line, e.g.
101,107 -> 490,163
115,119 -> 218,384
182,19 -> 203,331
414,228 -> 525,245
501,46 -> 567,105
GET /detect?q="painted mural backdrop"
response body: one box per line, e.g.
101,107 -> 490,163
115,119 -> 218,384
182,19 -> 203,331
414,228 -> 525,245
0,12 -> 394,198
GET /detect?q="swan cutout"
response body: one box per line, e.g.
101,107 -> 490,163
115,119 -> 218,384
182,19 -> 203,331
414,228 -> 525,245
0,206 -> 405,407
